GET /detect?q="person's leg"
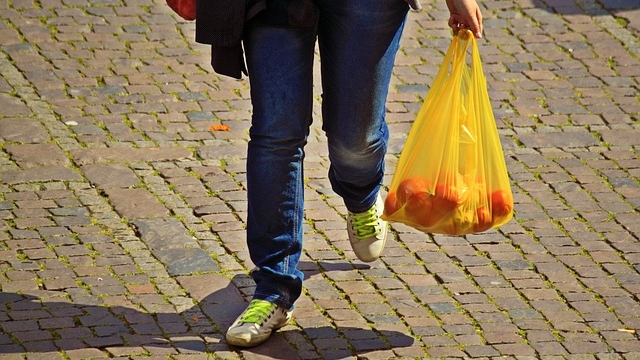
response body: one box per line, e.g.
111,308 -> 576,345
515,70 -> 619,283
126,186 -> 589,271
317,0 -> 408,262
317,0 -> 408,213
226,20 -> 318,348
241,22 -> 317,310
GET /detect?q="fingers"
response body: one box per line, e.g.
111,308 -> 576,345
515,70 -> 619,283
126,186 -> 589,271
448,17 -> 459,35
474,7 -> 483,38
463,21 -> 482,39
448,15 -> 482,38
453,23 -> 467,36
446,0 -> 483,39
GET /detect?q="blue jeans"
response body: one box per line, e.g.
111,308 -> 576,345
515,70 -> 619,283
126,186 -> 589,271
243,0 -> 408,310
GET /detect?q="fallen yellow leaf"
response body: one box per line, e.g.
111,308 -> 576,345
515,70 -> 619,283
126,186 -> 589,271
210,124 -> 230,131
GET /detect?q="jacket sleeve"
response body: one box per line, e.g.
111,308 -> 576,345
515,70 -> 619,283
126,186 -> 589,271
195,0 -> 249,79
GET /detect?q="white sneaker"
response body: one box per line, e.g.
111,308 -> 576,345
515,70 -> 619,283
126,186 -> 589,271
225,299 -> 292,347
346,194 -> 388,262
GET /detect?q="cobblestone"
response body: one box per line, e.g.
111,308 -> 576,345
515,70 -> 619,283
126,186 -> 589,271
0,0 -> 639,358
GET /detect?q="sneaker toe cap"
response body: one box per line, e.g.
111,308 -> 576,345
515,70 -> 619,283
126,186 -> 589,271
350,237 -> 385,262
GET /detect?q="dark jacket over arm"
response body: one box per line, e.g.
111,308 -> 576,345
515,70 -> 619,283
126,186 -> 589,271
195,0 -> 315,79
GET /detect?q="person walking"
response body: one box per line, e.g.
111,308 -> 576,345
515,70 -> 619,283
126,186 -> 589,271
204,0 -> 484,347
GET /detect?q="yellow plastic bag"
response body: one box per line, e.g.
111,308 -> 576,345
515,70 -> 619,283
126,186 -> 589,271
382,30 -> 513,235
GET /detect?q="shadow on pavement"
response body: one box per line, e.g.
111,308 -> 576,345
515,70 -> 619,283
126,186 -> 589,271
0,271 -> 414,359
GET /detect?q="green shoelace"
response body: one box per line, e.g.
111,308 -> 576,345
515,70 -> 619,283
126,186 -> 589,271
350,207 -> 381,239
239,299 -> 276,325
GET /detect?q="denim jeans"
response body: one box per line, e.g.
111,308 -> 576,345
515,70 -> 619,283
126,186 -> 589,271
243,0 -> 408,310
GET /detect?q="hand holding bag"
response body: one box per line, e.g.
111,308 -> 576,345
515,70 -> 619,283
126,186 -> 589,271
382,30 -> 513,235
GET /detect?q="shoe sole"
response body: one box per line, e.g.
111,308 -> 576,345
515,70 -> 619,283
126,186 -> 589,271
225,313 -> 292,347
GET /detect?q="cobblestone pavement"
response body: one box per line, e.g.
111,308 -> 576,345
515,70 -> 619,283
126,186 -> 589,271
1,0 -> 639,358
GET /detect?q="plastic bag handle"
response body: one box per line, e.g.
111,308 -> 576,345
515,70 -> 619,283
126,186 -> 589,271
393,31 -> 476,185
